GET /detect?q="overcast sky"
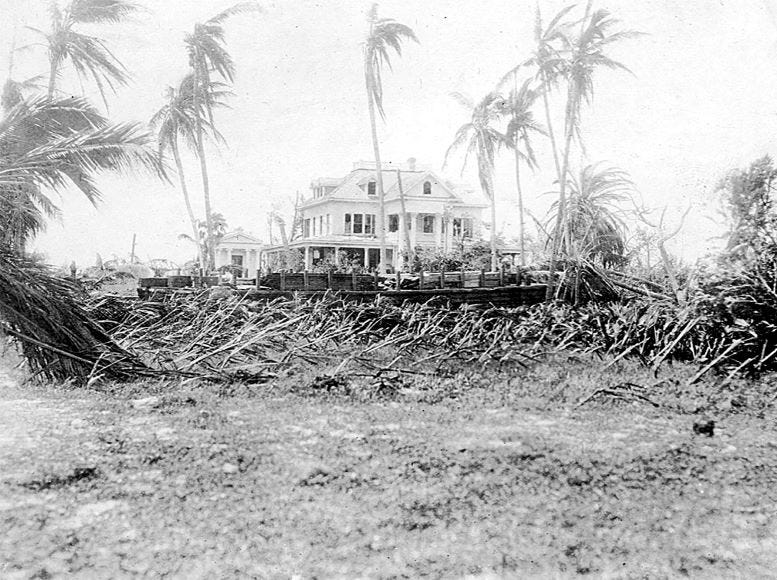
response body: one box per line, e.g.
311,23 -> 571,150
3,0 -> 777,267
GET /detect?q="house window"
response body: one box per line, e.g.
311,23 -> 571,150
423,181 -> 432,195
312,218 -> 316,236
422,215 -> 435,233
344,214 -> 352,234
365,214 -> 375,235
353,213 -> 363,234
453,217 -> 473,238
304,218 -> 311,238
367,180 -> 376,196
388,214 -> 399,232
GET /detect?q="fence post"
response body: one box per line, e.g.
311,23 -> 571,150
396,271 -> 402,291
440,266 -> 446,289
303,270 -> 309,291
280,270 -> 286,292
499,268 -> 505,287
479,269 -> 485,287
327,270 -> 333,290
374,270 -> 379,291
460,270 -> 466,287
351,270 -> 357,290
419,271 -> 425,290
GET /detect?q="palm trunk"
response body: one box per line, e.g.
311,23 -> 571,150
395,169 -> 413,268
545,82 -> 576,300
47,58 -> 58,98
172,140 -> 205,272
486,174 -> 497,272
539,70 -> 562,181
192,56 -> 215,271
365,63 -> 387,271
513,147 -> 526,268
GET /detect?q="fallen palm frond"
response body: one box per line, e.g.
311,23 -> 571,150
0,247 -> 151,382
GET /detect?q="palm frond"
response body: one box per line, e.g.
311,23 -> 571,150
68,0 -> 140,24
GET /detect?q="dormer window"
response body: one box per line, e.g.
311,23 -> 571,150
423,181 -> 432,195
367,180 -> 377,196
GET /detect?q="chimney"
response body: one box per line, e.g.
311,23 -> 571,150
407,157 -> 417,171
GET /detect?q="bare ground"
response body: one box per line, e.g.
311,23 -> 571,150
2,353 -> 777,579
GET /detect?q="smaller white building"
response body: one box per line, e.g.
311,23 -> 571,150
214,231 -> 263,278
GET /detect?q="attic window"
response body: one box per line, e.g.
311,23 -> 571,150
423,181 -> 432,195
367,180 -> 377,196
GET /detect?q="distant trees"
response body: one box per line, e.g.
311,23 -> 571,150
716,155 -> 777,261
363,4 -> 418,270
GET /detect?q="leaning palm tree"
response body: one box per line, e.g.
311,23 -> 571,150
0,95 -> 164,250
184,2 -> 261,271
0,96 -> 164,383
501,78 -> 545,267
150,73 -> 230,273
445,92 -> 506,271
363,3 -> 418,270
28,0 -> 139,109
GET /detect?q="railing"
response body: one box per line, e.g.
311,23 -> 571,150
257,268 -> 531,292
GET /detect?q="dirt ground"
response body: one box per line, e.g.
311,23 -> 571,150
2,353 -> 777,579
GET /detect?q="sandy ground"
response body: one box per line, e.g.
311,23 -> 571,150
2,354 -> 777,578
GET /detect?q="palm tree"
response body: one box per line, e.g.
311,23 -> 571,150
363,4 -> 418,271
0,95 -> 164,250
445,92 -> 506,271
150,73 -> 229,273
547,164 -> 631,266
184,2 -> 261,271
551,6 -> 639,264
28,0 -> 139,109
179,212 -> 228,267
501,78 -> 545,267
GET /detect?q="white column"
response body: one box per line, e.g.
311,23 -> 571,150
304,246 -> 310,269
364,247 -> 370,269
435,215 -> 442,249
398,214 -> 405,254
334,246 -> 340,266
410,213 -> 417,250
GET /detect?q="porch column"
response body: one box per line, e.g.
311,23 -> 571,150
304,246 -> 310,268
398,214 -> 405,254
435,215 -> 442,249
409,212 -> 417,250
364,248 -> 370,269
334,246 -> 340,265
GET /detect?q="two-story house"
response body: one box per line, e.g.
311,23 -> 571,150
261,159 -> 488,272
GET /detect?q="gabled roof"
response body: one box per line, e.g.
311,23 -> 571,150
305,164 -> 485,206
219,231 -> 263,245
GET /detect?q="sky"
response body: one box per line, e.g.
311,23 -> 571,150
2,0 -> 777,268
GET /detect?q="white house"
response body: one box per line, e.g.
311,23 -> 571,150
214,230 -> 263,277
261,159 -> 488,272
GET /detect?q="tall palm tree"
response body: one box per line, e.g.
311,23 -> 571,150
0,96 -> 164,250
445,92 -> 506,271
501,78 -> 545,267
363,4 -> 418,271
150,73 -> 229,273
184,1 -> 261,270
28,0 -> 139,109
